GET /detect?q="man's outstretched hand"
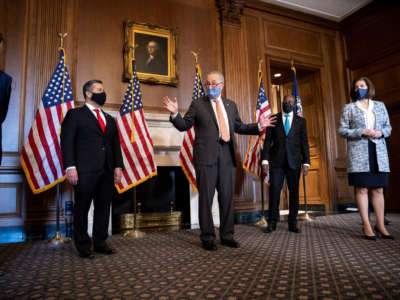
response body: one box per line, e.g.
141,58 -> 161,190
162,96 -> 179,115
259,114 -> 277,130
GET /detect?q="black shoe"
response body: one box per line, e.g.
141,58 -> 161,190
79,249 -> 95,259
221,239 -> 240,248
374,226 -> 394,240
288,225 -> 301,233
364,234 -> 377,241
362,227 -> 377,240
94,245 -> 116,255
202,240 -> 217,251
264,223 -> 276,233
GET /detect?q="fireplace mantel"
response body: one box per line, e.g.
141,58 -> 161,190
144,112 -> 184,167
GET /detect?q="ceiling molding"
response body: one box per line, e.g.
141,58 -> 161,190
258,0 -> 372,22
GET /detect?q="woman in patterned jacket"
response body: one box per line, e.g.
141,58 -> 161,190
339,76 -> 394,240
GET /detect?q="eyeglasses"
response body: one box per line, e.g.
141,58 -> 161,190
205,82 -> 223,88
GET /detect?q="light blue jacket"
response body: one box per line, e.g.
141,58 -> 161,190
338,100 -> 391,173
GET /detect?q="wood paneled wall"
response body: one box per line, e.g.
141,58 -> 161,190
341,1 -> 400,211
0,0 -> 222,226
221,1 -> 350,213
3,0 -> 392,226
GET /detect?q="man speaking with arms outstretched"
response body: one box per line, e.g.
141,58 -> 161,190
163,71 -> 276,251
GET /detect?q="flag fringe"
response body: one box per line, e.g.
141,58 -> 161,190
20,156 -> 66,194
179,158 -> 198,193
115,170 -> 157,194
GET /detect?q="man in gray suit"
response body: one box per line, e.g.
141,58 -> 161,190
163,71 -> 276,250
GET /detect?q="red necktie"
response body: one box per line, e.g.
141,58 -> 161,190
94,109 -> 106,132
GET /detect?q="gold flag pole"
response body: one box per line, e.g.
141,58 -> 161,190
122,43 -> 145,238
48,32 -> 70,245
297,173 -> 315,221
48,183 -> 71,244
254,57 -> 268,228
122,187 -> 146,238
191,50 -> 199,64
290,58 -> 314,222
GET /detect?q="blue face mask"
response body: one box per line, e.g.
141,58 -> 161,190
207,85 -> 222,99
356,88 -> 368,100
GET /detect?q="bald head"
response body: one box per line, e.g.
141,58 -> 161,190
283,95 -> 295,104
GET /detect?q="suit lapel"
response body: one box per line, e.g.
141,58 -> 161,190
222,98 -> 233,133
288,114 -> 297,137
277,112 -> 286,135
83,105 -> 103,134
102,109 -> 111,135
204,96 -> 219,129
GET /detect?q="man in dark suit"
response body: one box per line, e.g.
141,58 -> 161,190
0,33 -> 12,167
61,80 -> 123,259
163,71 -> 276,251
261,95 -> 310,234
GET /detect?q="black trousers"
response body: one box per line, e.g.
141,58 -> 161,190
195,141 -> 236,242
73,170 -> 114,252
268,162 -> 301,225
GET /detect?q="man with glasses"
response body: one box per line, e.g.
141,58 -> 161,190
163,71 -> 276,251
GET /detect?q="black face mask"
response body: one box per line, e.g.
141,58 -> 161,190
282,102 -> 293,113
91,92 -> 107,106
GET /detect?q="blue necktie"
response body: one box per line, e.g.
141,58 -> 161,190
284,113 -> 290,136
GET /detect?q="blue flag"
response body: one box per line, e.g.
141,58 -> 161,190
291,65 -> 303,117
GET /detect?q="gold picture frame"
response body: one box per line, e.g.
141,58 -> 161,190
123,20 -> 178,86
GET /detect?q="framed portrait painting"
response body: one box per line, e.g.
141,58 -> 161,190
123,21 -> 178,86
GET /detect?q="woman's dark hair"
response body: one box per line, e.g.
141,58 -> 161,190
0,33 -> 3,43
350,76 -> 375,101
82,79 -> 103,99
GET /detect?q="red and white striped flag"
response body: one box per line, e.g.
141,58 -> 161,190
243,67 -> 271,180
20,48 -> 74,194
179,63 -> 205,192
115,60 -> 157,193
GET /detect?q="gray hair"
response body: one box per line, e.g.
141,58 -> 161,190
207,71 -> 225,83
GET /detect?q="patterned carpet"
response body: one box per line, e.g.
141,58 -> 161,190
0,213 -> 399,300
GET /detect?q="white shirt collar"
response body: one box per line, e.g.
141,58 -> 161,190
85,102 -> 100,112
209,94 -> 222,102
282,111 -> 294,117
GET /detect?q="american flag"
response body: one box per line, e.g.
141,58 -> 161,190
115,60 -> 157,193
291,65 -> 303,117
243,67 -> 271,179
20,48 -> 74,194
179,63 -> 205,192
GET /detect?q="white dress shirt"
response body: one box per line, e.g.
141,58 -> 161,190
210,95 -> 230,139
356,100 -> 376,143
86,102 -> 107,127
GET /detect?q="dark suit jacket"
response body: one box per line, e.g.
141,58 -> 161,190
261,112 -> 310,169
0,71 -> 12,165
171,96 -> 259,166
60,105 -> 123,173
0,71 -> 12,124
